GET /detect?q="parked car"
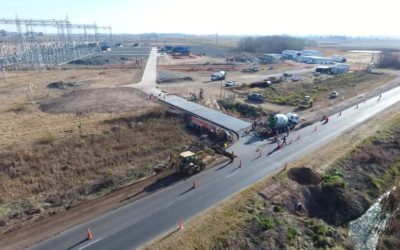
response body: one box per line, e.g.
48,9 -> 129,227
330,91 -> 340,98
248,93 -> 264,102
225,80 -> 236,87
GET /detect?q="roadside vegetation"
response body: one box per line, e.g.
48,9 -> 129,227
218,100 -> 262,118
147,110 -> 400,250
0,108 -> 195,233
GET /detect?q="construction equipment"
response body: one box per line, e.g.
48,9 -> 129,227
211,71 -> 226,81
170,151 -> 206,176
298,95 -> 313,109
268,113 -> 299,133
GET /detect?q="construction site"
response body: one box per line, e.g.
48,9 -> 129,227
1,14 -> 400,250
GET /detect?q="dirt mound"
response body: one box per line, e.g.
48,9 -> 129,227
47,81 -> 82,89
288,167 -> 322,185
39,87 -> 158,113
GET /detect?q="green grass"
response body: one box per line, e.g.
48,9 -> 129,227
218,100 -> 262,117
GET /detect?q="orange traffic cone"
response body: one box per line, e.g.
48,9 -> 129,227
179,219 -> 184,230
192,180 -> 197,189
87,228 -> 93,240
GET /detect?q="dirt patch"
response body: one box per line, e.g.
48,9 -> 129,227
157,70 -> 193,84
288,167 -> 322,185
39,87 -> 157,113
47,81 -> 84,89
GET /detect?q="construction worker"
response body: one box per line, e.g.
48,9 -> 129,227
323,116 -> 329,124
282,136 -> 287,146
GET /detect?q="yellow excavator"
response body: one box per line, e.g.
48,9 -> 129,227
170,151 -> 206,176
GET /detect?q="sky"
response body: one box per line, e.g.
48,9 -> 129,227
0,0 -> 398,37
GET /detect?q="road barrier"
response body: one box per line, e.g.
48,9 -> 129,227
87,228 -> 93,240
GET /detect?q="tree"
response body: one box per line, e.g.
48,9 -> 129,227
377,51 -> 400,69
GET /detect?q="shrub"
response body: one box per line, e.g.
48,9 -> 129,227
36,133 -> 57,144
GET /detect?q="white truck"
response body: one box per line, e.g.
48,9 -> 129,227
211,71 -> 226,81
268,113 -> 299,132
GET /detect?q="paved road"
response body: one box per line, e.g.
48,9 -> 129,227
30,48 -> 400,250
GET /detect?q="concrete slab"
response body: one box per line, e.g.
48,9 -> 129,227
164,95 -> 251,136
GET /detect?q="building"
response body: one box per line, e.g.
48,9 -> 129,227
282,50 -> 301,59
301,50 -> 322,57
298,56 -> 333,64
316,64 -> 350,75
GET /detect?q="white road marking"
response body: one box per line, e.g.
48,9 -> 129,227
77,238 -> 102,250
225,172 -> 238,179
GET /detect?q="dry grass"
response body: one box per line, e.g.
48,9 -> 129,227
0,109 -> 195,232
144,101 -> 400,250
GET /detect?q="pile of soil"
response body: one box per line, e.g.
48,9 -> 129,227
39,87 -> 158,113
288,167 -> 322,185
47,81 -> 82,89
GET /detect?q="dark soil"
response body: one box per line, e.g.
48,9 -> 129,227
288,167 -> 322,185
47,81 -> 83,90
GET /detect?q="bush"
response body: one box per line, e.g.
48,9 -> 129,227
36,133 -> 57,144
273,204 -> 285,213
322,173 -> 346,189
287,226 -> 298,241
218,100 -> 261,117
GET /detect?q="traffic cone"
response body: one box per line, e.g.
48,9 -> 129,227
192,180 -> 197,189
179,219 -> 184,230
283,162 -> 288,171
87,228 -> 93,240
296,132 -> 301,141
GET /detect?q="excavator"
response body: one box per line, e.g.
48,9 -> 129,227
169,151 -> 206,176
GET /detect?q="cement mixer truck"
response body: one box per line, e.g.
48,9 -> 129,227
256,113 -> 299,137
268,113 -> 299,133
211,71 -> 226,81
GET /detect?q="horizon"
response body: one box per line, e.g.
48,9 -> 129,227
1,0 -> 399,37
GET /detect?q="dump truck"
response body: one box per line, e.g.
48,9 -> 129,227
211,71 -> 226,81
170,151 -> 206,176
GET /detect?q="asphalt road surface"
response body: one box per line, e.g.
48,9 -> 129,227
30,49 -> 400,250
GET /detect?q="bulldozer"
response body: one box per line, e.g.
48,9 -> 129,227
170,151 -> 206,176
